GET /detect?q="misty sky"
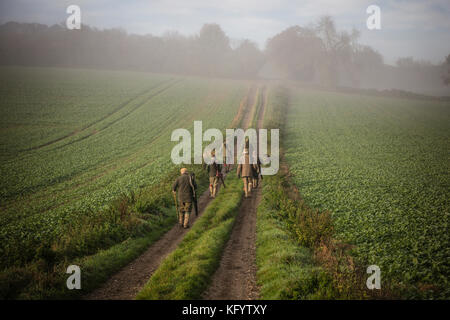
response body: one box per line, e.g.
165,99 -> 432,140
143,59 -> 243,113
1,0 -> 449,65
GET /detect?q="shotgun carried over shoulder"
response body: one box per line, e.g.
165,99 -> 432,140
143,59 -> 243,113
188,173 -> 198,216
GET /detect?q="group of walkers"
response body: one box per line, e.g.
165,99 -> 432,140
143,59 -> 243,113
171,147 -> 262,229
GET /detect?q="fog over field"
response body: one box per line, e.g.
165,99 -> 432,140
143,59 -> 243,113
1,1 -> 450,95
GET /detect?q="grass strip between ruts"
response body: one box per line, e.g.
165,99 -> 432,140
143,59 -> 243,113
256,175 -> 335,299
136,173 -> 243,300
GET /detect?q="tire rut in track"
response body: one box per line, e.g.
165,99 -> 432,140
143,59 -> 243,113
240,85 -> 257,129
202,85 -> 267,300
202,185 -> 261,300
256,86 -> 267,129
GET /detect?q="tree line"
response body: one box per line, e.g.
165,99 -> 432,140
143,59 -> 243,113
0,16 -> 449,94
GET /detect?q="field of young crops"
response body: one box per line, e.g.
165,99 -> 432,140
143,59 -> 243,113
0,66 -> 249,271
284,87 -> 450,298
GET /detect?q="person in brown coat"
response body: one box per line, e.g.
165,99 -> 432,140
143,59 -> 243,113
172,168 -> 197,228
207,155 -> 222,198
236,149 -> 257,198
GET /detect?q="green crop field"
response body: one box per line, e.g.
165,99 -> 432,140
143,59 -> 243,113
1,66 -> 449,300
0,67 -> 248,274
284,87 -> 450,298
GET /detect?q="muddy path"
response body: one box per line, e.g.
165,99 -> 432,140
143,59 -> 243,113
203,85 -> 267,300
85,84 -> 265,300
202,184 -> 261,300
240,85 -> 257,128
256,86 -> 267,130
84,84 -> 258,300
85,185 -> 219,300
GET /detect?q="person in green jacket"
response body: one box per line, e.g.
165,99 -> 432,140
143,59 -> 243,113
172,168 -> 197,228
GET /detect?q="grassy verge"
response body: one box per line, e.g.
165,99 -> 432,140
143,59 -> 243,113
0,165 -> 208,299
256,88 -> 338,298
255,85 -> 330,299
136,174 -> 243,300
256,85 -> 385,299
257,174 -> 335,299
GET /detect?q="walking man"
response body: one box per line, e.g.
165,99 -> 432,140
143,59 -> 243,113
207,153 -> 222,198
252,152 -> 262,189
172,168 -> 197,229
237,149 -> 257,198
